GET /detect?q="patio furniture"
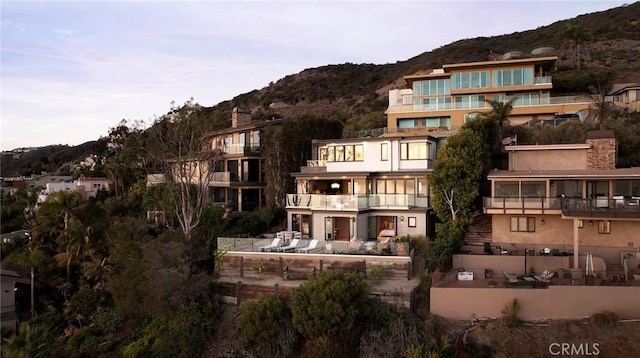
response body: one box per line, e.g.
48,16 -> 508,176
276,239 -> 300,252
502,270 -> 519,287
298,239 -> 320,253
259,238 -> 282,252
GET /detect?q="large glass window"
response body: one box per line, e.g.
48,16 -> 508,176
398,117 -> 451,130
400,142 -> 429,160
495,181 -> 519,197
552,180 -> 582,198
614,180 -> 640,197
454,95 -> 486,109
319,144 -> 364,162
521,181 -> 546,198
414,79 -> 450,95
493,67 -> 533,87
376,179 -> 415,195
452,71 -> 489,89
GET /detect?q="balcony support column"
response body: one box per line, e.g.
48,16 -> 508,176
573,218 -> 580,268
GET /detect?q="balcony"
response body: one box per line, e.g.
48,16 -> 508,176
223,143 -> 261,156
483,197 -> 563,214
300,160 -> 327,174
562,198 -> 640,218
286,194 -> 419,211
534,76 -> 552,84
210,172 -> 239,185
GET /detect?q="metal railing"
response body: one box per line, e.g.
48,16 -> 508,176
224,143 -> 261,155
534,76 -> 552,84
563,198 -> 640,218
484,197 -> 640,218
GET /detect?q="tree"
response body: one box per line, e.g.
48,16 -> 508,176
142,102 -> 223,241
427,129 -> 488,271
291,270 -> 369,339
563,21 -> 591,69
480,98 -> 516,154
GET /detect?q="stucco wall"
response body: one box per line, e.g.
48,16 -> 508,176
431,286 -> 640,320
510,149 -> 587,171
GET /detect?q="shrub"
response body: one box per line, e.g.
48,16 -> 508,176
590,310 -> 618,327
369,265 -> 385,281
291,270 -> 370,340
240,295 -> 297,357
501,298 -> 522,327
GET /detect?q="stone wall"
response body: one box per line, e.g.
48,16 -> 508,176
586,130 -> 616,170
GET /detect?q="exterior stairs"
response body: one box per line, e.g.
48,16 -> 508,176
465,214 -> 493,246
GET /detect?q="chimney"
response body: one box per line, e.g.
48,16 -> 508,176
586,130 -> 616,170
231,107 -> 251,128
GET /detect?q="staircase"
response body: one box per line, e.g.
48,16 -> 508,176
465,214 -> 493,245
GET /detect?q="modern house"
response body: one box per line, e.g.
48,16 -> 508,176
483,130 -> 640,267
1,269 -> 30,330
204,107 -> 276,214
386,56 -> 596,132
285,134 -> 442,246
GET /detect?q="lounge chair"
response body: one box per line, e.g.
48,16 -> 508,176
298,239 -> 319,253
259,238 -> 281,252
502,270 -> 519,287
276,239 -> 300,252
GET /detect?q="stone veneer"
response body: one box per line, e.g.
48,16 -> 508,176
586,130 -> 616,170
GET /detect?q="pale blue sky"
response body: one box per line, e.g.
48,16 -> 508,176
0,0 -> 629,150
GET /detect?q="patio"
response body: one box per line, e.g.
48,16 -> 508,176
217,236 -> 410,256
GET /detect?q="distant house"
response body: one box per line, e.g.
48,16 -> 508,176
608,82 -> 640,112
36,177 -> 110,205
1,269 -> 30,330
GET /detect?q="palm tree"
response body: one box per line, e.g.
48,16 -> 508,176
564,21 -> 591,69
481,98 -> 517,153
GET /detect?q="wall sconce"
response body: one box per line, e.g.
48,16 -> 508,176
589,220 -> 594,226
541,218 -> 545,225
330,182 -> 340,189
400,216 -> 404,223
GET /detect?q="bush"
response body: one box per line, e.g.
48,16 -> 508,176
501,298 -> 522,327
590,311 -> 618,327
240,295 -> 297,357
369,265 -> 385,281
291,270 -> 370,340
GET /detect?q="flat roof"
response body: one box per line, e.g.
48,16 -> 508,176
489,168 -> 640,179
442,56 -> 558,70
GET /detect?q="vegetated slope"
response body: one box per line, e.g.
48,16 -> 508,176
0,142 -> 99,177
200,2 -> 640,125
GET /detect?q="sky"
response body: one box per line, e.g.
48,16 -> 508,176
0,0 -> 630,151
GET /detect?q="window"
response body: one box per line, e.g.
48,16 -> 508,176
492,67 -> 533,87
418,178 -> 428,197
521,181 -> 546,198
552,180 -> 582,198
319,144 -> 364,162
400,142 -> 429,160
598,220 -> 610,234
452,71 -> 488,89
510,217 -> 535,232
495,181 -> 519,197
414,79 -> 451,95
381,143 -> 388,161
614,179 -> 640,197
408,217 -> 417,227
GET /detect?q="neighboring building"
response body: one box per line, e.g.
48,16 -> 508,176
204,107 -> 278,214
1,269 -> 30,330
386,56 -> 599,132
36,177 -> 110,204
26,173 -> 73,189
608,82 -> 640,112
0,177 -> 26,198
76,177 -> 110,200
285,135 -> 442,243
483,130 -> 640,267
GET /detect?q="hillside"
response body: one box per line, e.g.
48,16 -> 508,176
2,2 -> 639,177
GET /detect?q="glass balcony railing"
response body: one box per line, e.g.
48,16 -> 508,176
286,194 -> 417,210
562,198 -> 640,218
224,143 -> 261,155
483,197 -> 563,211
534,76 -> 552,84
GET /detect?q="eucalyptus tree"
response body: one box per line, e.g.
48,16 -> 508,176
142,102 -> 223,241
